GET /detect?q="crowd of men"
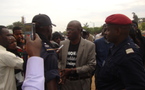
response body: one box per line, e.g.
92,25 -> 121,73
0,13 -> 145,90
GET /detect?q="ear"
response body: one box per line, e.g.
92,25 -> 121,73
43,26 -> 52,33
48,26 -> 52,33
116,27 -> 122,35
79,28 -> 83,34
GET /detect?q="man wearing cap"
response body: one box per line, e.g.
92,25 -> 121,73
32,14 -> 59,90
97,14 -> 145,90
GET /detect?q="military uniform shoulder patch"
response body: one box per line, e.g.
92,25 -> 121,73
43,42 -> 55,51
44,43 -> 50,47
46,48 -> 55,51
126,48 -> 134,54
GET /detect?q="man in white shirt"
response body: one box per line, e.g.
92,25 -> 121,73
22,33 -> 44,90
0,25 -> 23,90
0,25 -> 44,90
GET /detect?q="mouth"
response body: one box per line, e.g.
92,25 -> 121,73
67,34 -> 71,39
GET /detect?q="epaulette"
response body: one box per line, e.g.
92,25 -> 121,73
126,48 -> 134,54
46,48 -> 55,51
43,43 -> 55,51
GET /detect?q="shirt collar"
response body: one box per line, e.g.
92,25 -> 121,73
0,45 -> 6,51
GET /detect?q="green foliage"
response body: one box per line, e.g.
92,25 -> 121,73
82,24 -> 103,34
140,22 -> 145,31
62,31 -> 67,35
83,23 -> 89,28
13,21 -> 24,28
7,21 -> 24,30
7,25 -> 13,29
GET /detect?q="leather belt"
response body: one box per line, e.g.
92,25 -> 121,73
67,76 -> 90,81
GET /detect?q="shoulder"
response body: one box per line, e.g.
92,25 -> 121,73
121,42 -> 144,66
41,43 -> 58,64
41,42 -> 56,55
94,37 -> 104,44
123,40 -> 140,55
60,39 -> 70,45
80,38 -> 95,49
50,41 -> 59,48
0,50 -> 15,57
84,38 -> 94,45
0,50 -> 23,64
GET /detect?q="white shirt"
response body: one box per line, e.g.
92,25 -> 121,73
0,45 -> 23,90
22,56 -> 44,90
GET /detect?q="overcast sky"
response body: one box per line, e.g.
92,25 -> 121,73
0,0 -> 145,32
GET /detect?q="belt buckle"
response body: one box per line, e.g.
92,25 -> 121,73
68,76 -> 79,80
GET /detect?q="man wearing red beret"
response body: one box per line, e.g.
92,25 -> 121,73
97,14 -> 145,90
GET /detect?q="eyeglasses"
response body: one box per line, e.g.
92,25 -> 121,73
66,28 -> 76,31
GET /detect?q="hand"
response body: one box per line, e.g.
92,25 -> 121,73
20,38 -> 25,43
59,70 -> 65,84
59,69 -> 69,84
59,68 -> 76,84
25,34 -> 42,57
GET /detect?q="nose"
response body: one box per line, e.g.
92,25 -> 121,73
67,30 -> 71,35
67,30 -> 70,33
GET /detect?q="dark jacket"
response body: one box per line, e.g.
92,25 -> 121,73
97,37 -> 145,90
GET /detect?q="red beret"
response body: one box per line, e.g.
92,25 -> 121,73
105,14 -> 132,25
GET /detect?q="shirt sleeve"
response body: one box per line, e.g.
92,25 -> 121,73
44,55 -> 60,82
1,51 -> 23,69
22,56 -> 44,90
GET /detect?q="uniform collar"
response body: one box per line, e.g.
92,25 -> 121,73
103,37 -> 111,44
110,37 -> 130,56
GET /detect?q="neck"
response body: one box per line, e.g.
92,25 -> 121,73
114,36 -> 128,46
70,37 -> 81,45
38,33 -> 49,40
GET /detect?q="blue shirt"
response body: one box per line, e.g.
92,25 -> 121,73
94,37 -> 113,70
97,37 -> 145,90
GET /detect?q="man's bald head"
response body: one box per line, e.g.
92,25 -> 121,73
66,20 -> 83,44
67,20 -> 82,32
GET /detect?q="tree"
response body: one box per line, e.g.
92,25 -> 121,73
13,21 -> 24,27
7,17 -> 25,29
7,21 -> 24,30
82,22 -> 103,35
83,23 -> 89,28
141,22 -> 145,31
7,25 -> 13,29
62,31 -> 67,35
